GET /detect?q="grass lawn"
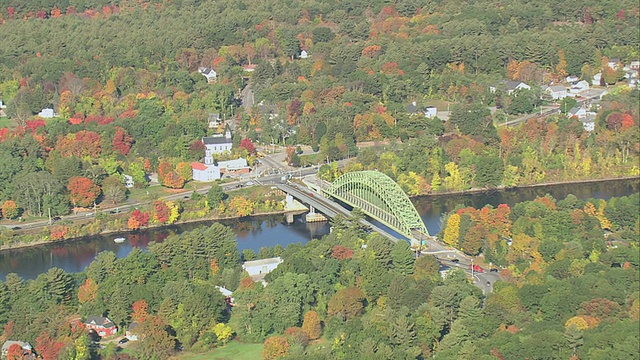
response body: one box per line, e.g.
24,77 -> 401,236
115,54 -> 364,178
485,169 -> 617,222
0,117 -> 17,129
175,341 -> 263,360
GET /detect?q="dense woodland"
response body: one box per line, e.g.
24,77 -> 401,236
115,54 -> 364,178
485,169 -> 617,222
0,193 -> 638,359
0,0 -> 639,358
0,0 -> 639,225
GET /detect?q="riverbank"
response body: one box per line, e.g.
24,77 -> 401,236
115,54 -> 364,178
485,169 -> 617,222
1,175 -> 638,253
0,209 -> 293,252
421,175 -> 640,198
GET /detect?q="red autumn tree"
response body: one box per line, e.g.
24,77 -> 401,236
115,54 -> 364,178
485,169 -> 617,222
131,299 -> 149,322
621,113 -> 635,130
152,200 -> 171,223
1,200 -> 19,219
331,245 -> 354,260
189,140 -> 206,159
67,176 -> 101,208
127,209 -> 150,230
56,130 -> 102,158
77,278 -> 98,304
6,344 -> 24,360
35,332 -> 65,360
49,226 -> 68,240
239,138 -> 257,155
163,172 -> 185,189
112,127 -> 134,156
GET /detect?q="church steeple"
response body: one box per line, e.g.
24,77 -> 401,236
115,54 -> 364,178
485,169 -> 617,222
204,148 -> 214,165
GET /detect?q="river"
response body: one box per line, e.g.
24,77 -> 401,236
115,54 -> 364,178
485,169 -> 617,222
1,178 -> 637,280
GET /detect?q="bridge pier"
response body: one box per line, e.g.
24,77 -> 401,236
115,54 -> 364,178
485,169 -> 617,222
305,206 -> 328,223
286,212 -> 294,224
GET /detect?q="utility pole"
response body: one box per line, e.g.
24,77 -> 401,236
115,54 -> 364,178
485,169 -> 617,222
48,207 -> 52,226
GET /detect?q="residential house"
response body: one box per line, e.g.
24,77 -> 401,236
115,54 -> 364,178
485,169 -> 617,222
567,106 -> 588,119
85,316 -> 118,337
607,59 -> 622,70
424,106 -> 437,119
300,50 -> 309,59
406,102 -> 437,118
0,99 -> 6,109
197,67 -> 217,84
123,174 -> 134,189
570,80 -> 590,94
490,81 -> 531,95
630,61 -> 640,71
543,84 -> 569,100
242,64 -> 256,72
2,341 -> 34,358
257,101 -> 279,120
592,73 -> 602,86
208,113 -> 222,129
37,108 -> 57,118
566,75 -> 580,83
568,106 -> 597,132
243,257 -> 283,283
216,286 -> 235,306
126,323 -> 139,341
202,131 -> 233,154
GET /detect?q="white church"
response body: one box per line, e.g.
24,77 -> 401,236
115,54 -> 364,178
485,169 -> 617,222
191,131 -> 250,182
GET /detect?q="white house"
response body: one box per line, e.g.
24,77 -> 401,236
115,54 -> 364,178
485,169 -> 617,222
570,80 -> 590,94
424,106 -> 437,119
37,108 -> 57,118
203,131 -> 233,154
592,73 -> 602,86
243,257 -> 283,283
567,106 -> 588,119
2,341 -> 33,358
300,50 -> 309,59
544,85 -> 568,100
566,75 -> 580,83
208,113 -> 222,129
123,174 -> 134,189
126,322 -> 139,341
0,99 -> 6,109
198,67 -> 217,84
490,81 -> 531,95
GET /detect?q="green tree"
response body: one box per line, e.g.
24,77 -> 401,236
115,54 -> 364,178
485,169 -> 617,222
206,184 -> 226,210
391,241 -> 414,275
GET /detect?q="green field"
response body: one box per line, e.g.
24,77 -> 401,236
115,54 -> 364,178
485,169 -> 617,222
0,117 -> 16,129
176,341 -> 263,360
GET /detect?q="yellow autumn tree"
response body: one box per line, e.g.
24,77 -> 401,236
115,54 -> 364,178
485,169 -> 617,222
565,316 -> 589,331
443,213 -> 460,247
443,162 -> 463,191
229,196 -> 254,217
556,50 -> 568,78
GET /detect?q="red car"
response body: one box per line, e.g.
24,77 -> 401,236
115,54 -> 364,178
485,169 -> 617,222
470,264 -> 484,273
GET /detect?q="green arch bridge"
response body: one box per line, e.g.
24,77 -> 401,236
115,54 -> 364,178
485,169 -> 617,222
325,170 -> 429,241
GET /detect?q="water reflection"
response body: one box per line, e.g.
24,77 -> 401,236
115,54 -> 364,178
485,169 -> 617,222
1,178 -> 637,280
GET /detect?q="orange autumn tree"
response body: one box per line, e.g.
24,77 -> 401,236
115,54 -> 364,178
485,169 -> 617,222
127,209 -> 150,230
67,176 -> 101,208
77,278 -> 98,304
262,335 -> 290,360
163,172 -> 185,189
131,299 -> 149,322
1,200 -> 19,219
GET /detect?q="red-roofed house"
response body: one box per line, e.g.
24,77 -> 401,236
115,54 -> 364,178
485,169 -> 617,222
85,316 -> 117,337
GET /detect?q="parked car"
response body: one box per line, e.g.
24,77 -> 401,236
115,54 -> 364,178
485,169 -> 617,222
118,338 -> 129,345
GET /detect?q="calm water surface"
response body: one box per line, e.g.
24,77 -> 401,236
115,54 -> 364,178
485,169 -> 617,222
1,178 -> 637,280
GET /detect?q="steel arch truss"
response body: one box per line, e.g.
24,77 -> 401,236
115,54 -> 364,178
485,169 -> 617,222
325,171 -> 429,239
